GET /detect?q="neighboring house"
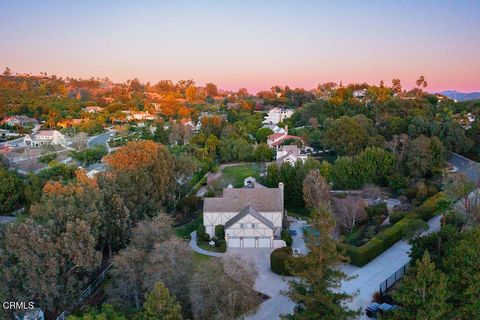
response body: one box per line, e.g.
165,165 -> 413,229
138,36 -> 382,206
180,118 -> 201,132
1,115 -> 38,127
85,163 -> 107,179
353,89 -> 367,99
262,107 -> 294,125
83,106 -> 105,113
24,130 -> 66,147
276,145 -> 307,165
203,179 -> 285,248
267,128 -> 302,149
124,111 -> 156,121
262,124 -> 287,135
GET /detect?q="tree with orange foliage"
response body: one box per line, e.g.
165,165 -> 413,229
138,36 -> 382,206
201,115 -> 224,136
1,171 -> 103,317
103,141 -> 176,221
185,86 -> 197,102
160,95 -> 183,118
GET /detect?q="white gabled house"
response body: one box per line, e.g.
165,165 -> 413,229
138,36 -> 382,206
203,179 -> 285,248
24,130 -> 66,147
276,145 -> 307,165
262,107 -> 294,125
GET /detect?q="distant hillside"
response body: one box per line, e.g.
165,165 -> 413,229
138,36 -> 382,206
440,90 -> 480,101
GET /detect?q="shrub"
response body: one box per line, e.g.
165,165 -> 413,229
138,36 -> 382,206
39,153 -> 56,164
413,192 -> 446,221
204,188 -> 216,198
214,225 -> 225,240
367,203 -> 388,219
377,222 -> 407,249
216,239 -> 227,252
270,247 -> 293,275
281,230 -> 293,247
197,225 -> 206,239
344,238 -> 385,267
389,210 -> 407,224
201,233 -> 211,242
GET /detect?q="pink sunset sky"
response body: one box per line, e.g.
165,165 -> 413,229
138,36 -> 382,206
1,1 -> 479,93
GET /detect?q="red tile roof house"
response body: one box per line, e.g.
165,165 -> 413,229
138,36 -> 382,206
267,129 -> 303,149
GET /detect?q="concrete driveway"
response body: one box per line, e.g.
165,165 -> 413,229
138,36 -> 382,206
289,220 -> 307,255
340,214 -> 443,319
224,248 -> 295,319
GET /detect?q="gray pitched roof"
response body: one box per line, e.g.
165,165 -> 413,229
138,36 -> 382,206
224,205 -> 274,229
203,183 -> 283,213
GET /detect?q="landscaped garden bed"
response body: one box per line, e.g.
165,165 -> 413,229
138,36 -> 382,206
343,192 -> 448,267
196,225 -> 227,252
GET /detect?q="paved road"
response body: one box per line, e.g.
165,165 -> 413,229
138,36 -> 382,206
448,152 -> 480,184
87,132 -> 113,149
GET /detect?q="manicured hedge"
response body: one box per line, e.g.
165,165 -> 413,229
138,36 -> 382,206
271,247 -> 293,275
281,230 -> 293,247
197,225 -> 206,238
215,239 -> 227,252
389,210 -> 407,224
344,192 -> 447,267
215,225 -> 225,240
344,238 -> 384,267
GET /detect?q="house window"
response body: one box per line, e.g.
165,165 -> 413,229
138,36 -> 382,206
251,223 -> 258,228
240,223 -> 245,228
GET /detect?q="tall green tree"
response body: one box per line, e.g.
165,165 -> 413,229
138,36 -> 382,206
0,166 -> 24,213
143,282 -> 182,320
443,228 -> 480,319
387,252 -> 448,320
283,206 -> 358,319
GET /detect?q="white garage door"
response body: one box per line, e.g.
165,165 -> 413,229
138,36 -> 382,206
227,237 -> 241,248
258,237 -> 272,248
242,237 -> 256,248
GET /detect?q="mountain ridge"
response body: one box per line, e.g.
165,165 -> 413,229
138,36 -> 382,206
439,90 -> 480,101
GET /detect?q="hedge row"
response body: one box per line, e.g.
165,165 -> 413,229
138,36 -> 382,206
344,192 -> 447,267
270,247 -> 293,275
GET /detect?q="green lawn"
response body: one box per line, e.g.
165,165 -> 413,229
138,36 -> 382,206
175,215 -> 202,239
213,163 -> 263,189
196,241 -> 226,253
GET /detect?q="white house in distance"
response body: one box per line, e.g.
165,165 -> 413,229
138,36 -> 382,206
262,107 -> 294,125
83,106 -> 105,113
353,89 -> 367,99
203,179 -> 285,248
262,124 -> 287,135
1,115 -> 38,127
276,145 -> 307,165
24,130 -> 66,147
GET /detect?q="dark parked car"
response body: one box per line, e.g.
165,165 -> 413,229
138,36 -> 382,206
289,229 -> 297,236
365,302 -> 398,318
